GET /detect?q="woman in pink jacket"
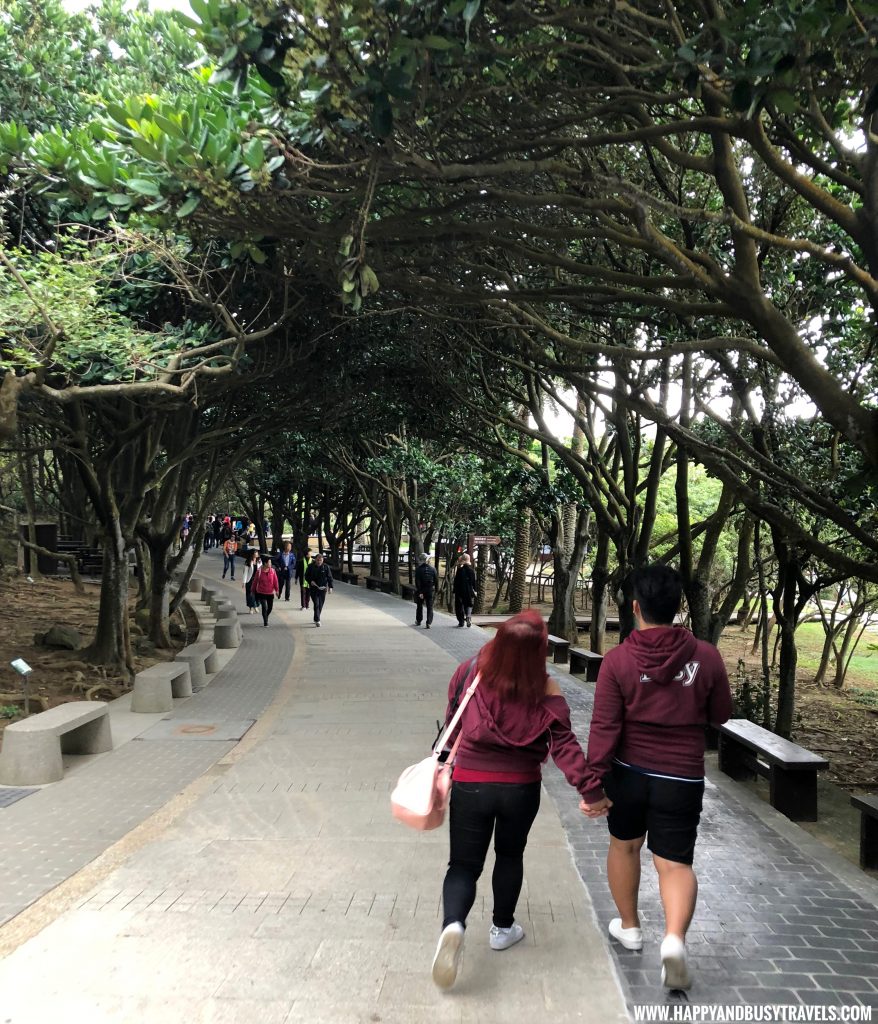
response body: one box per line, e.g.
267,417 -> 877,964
251,555 -> 280,628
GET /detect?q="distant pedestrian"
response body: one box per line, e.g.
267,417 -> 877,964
211,516 -> 221,548
252,555 -> 280,627
430,610 -> 594,990
296,548 -> 311,611
415,553 -> 438,629
242,549 -> 259,614
222,536 -> 237,580
453,554 -> 477,627
274,542 -> 297,602
304,553 -> 333,627
579,564 -> 733,991
204,515 -> 214,551
220,517 -> 233,543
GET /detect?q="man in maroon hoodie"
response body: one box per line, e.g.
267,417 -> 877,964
579,564 -> 733,991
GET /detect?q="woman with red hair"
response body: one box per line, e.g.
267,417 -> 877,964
431,610 -> 593,990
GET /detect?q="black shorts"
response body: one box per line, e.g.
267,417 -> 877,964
604,762 -> 705,865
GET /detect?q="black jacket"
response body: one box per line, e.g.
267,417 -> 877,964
415,563 -> 438,594
305,562 -> 334,591
453,564 -> 477,603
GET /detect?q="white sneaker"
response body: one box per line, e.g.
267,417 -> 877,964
489,922 -> 525,951
608,917 -> 643,950
432,922 -> 465,989
660,934 -> 692,990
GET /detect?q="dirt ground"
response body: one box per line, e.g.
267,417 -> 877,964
0,573 -> 186,736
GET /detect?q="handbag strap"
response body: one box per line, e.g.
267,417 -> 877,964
433,672 -> 480,761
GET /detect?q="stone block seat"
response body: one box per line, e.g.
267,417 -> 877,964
400,583 -> 418,601
0,701 -> 112,786
201,583 -> 218,604
214,616 -> 242,649
174,642 -> 219,692
131,662 -> 193,714
365,576 -> 393,594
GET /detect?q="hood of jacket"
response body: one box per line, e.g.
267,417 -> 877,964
461,678 -> 568,749
623,626 -> 699,685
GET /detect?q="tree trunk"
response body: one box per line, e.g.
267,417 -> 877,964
548,559 -> 578,641
509,507 -> 530,614
84,531 -> 133,680
473,542 -> 490,614
146,541 -> 172,649
589,528 -> 610,653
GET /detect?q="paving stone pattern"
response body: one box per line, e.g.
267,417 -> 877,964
0,564 -> 293,927
341,583 -> 878,1010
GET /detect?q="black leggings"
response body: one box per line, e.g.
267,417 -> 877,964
258,593 -> 274,625
442,781 -> 541,930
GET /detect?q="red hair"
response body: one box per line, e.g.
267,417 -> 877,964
477,610 -> 548,704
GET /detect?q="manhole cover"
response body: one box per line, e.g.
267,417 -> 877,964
137,719 -> 255,742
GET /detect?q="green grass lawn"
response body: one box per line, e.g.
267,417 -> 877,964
793,621 -> 877,691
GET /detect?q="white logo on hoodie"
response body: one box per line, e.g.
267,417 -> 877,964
640,661 -> 701,687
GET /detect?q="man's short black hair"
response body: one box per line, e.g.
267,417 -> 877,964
631,564 -> 683,625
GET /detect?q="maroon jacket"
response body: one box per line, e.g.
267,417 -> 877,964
445,657 -> 591,795
581,626 -> 733,803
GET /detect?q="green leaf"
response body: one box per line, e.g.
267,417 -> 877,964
176,194 -> 201,218
127,178 -> 161,197
106,193 -> 132,207
422,35 -> 456,50
265,154 -> 285,172
338,234 -> 354,257
244,137 -> 264,170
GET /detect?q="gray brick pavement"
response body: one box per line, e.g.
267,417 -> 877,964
339,582 -> 878,1010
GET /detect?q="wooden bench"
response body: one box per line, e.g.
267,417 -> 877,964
851,794 -> 878,870
546,634 -> 570,664
132,663 -> 193,713
718,719 -> 828,821
569,647 -> 604,682
400,583 -> 418,601
340,571 -> 360,585
0,701 -> 112,786
174,641 -> 219,692
365,575 -> 393,594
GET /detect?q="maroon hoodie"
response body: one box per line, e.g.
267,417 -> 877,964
445,657 -> 591,795
581,626 -> 733,803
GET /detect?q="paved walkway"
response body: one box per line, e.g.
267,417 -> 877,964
0,559 -> 876,1020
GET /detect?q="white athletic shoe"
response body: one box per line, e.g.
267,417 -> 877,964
660,934 -> 692,990
431,922 -> 465,990
608,917 -> 643,950
489,922 -> 525,951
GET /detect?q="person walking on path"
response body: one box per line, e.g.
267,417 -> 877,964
242,549 -> 259,615
452,553 -> 477,627
252,555 -> 280,627
414,553 -> 438,628
304,553 -> 333,627
221,535 -> 237,580
431,609 -> 595,991
578,564 -> 733,992
296,548 -> 311,611
274,542 -> 297,602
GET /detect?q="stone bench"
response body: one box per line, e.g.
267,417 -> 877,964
132,662 -> 193,713
0,701 -> 112,785
718,719 -> 828,822
851,794 -> 878,870
174,641 -> 219,692
546,634 -> 570,664
214,615 -> 242,649
201,583 -> 218,604
569,647 -> 604,682
365,575 -> 393,593
400,583 -> 418,601
340,571 -> 360,585
209,593 -> 231,615
186,574 -> 204,594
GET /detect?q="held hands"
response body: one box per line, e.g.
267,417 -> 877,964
579,797 -> 612,819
